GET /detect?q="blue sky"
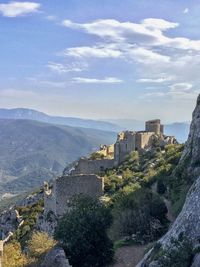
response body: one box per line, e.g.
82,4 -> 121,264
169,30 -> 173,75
0,0 -> 200,122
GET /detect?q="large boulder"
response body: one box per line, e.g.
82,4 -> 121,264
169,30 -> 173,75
191,253 -> 200,267
40,246 -> 71,267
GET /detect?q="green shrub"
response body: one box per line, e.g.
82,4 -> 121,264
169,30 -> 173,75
55,195 -> 114,267
111,188 -> 168,242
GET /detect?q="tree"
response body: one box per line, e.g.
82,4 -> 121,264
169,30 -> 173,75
54,195 -> 114,267
112,188 -> 168,241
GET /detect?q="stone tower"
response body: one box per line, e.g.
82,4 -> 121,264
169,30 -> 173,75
145,119 -> 164,135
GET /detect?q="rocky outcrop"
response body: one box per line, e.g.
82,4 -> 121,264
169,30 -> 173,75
178,94 -> 200,179
137,94 -> 200,267
40,246 -> 71,267
191,253 -> 200,267
0,191 -> 43,238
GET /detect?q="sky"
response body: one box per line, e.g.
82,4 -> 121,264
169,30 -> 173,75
0,0 -> 200,122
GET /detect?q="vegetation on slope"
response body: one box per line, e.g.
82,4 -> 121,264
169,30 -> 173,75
102,144 -> 185,243
0,119 -> 116,194
2,143 -> 190,267
55,195 -> 114,267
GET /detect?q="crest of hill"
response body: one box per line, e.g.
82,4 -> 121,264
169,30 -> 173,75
0,108 -> 122,132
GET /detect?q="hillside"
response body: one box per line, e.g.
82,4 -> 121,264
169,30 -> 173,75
0,108 -> 121,132
137,94 -> 200,267
0,119 -> 116,195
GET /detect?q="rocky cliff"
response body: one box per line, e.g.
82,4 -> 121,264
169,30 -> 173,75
137,94 -> 200,267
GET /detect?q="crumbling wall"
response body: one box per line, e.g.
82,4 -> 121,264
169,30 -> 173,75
114,131 -> 136,164
44,174 -> 104,217
97,144 -> 114,158
71,158 -> 114,175
135,132 -> 155,150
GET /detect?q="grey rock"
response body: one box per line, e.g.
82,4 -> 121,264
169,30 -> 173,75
149,261 -> 160,267
179,94 -> 200,179
40,246 -> 71,267
191,253 -> 200,267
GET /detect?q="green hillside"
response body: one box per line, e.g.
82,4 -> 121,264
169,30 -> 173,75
0,119 -> 116,195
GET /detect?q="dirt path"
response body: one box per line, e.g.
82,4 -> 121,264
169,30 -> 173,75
111,245 -> 147,267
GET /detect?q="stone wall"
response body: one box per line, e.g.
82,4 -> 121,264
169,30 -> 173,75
114,131 -> 136,165
71,158 -> 114,175
97,144 -> 114,158
44,174 -> 104,217
145,119 -> 164,135
135,132 -> 155,150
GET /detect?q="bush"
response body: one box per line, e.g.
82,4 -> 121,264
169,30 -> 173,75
111,188 -> 168,242
3,242 -> 28,267
55,195 -> 114,267
28,231 -> 56,259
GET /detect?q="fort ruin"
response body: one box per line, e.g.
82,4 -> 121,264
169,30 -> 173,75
44,119 -> 177,218
44,175 -> 104,217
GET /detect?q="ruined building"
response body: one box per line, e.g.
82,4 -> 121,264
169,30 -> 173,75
44,119 -> 176,219
44,175 -> 104,217
145,119 -> 164,135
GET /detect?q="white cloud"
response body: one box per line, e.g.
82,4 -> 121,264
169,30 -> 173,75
47,62 -> 87,74
64,45 -> 122,58
128,47 -> 170,64
142,18 -> 178,31
137,76 -> 174,83
170,83 -> 193,92
63,43 -> 170,65
62,18 -> 200,51
72,77 -> 123,84
183,8 -> 189,14
0,1 -> 40,17
62,18 -> 177,44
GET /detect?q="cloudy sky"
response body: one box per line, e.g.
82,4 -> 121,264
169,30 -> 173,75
0,0 -> 200,122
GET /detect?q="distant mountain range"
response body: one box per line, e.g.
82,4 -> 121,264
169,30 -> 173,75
0,108 -> 122,132
0,108 -> 190,142
0,119 -> 116,195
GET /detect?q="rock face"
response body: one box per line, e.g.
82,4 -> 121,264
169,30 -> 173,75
40,246 -> 71,267
191,253 -> 200,267
137,94 -> 200,267
178,94 -> 200,179
160,175 -> 200,246
0,191 -> 43,238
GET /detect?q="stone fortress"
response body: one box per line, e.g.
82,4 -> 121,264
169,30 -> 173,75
44,119 -> 176,219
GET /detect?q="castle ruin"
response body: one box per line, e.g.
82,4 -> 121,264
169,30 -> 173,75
44,119 -> 176,219
44,175 -> 103,217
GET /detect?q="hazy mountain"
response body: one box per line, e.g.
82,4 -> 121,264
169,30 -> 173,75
0,119 -> 117,195
108,119 -> 145,131
164,122 -> 190,144
0,108 -> 121,132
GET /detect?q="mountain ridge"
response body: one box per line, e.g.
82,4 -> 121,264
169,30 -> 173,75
0,108 -> 122,132
0,108 -> 190,142
0,118 -> 117,195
